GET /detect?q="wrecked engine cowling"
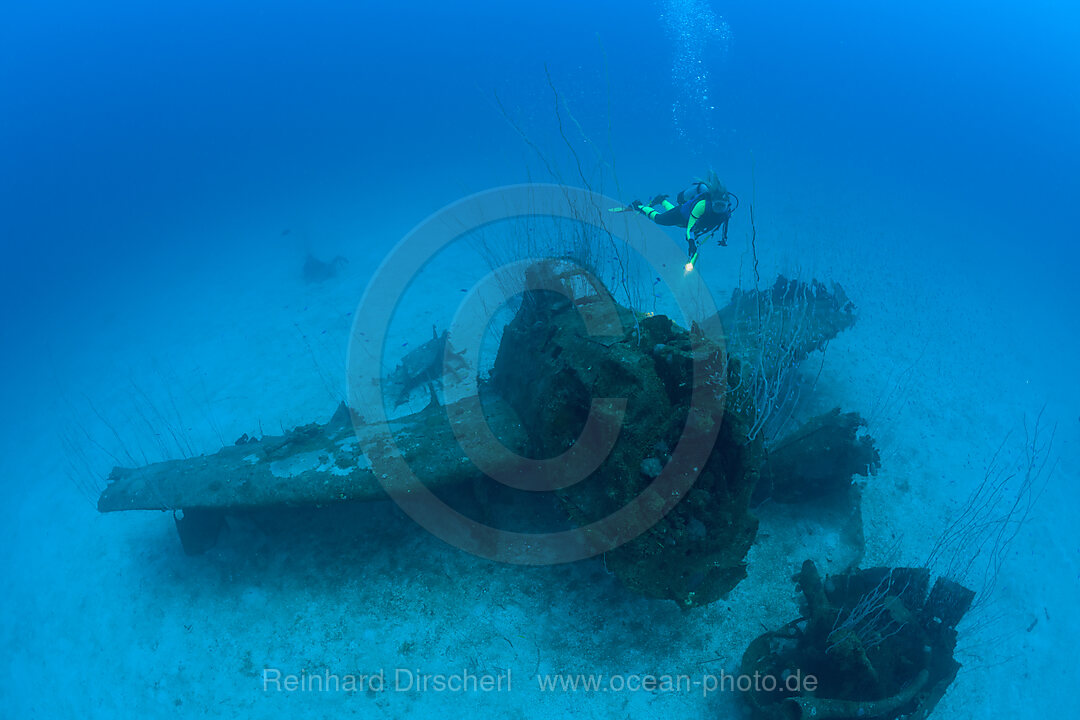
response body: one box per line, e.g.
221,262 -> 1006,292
489,262 -> 761,606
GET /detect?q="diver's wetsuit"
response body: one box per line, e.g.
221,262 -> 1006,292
638,192 -> 732,257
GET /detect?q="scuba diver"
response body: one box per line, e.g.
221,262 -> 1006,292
616,172 -> 738,268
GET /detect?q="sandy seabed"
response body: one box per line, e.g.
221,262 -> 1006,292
2,173 -> 1076,720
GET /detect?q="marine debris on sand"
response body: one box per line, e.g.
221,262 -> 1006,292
302,252 -> 348,283
739,559 -> 974,720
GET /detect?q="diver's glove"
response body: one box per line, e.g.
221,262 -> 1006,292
648,194 -> 668,206
628,200 -> 644,213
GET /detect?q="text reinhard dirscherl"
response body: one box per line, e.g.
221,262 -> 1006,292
262,667 -> 817,697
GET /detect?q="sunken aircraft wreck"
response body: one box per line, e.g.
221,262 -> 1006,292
99,260 -> 878,607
